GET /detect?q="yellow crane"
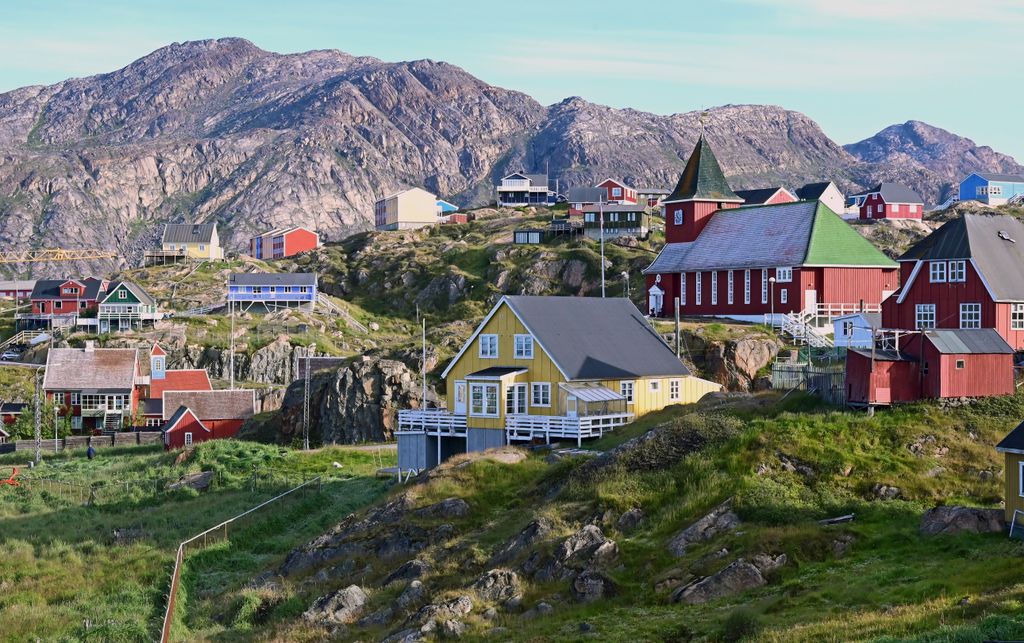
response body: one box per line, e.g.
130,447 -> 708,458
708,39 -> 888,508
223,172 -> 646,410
0,248 -> 116,264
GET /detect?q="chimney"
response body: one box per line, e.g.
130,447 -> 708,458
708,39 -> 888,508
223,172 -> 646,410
85,340 -> 95,352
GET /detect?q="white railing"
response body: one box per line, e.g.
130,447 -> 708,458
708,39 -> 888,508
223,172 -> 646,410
768,311 -> 833,348
814,303 -> 881,319
505,413 -> 633,447
397,409 -> 468,436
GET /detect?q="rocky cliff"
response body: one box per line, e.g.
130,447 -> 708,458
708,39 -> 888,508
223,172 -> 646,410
1,38 -> 1019,277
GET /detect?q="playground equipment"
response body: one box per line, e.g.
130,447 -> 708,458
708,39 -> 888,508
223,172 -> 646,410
0,466 -> 20,487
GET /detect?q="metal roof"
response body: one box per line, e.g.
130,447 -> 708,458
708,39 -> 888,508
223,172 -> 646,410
103,281 -> 156,306
466,367 -> 528,379
567,186 -> 606,203
974,172 -> 1024,183
228,272 -> 318,287
43,347 -> 138,392
834,312 -> 882,328
558,382 -> 625,403
580,204 -> 647,213
865,182 -> 922,204
30,278 -> 106,301
162,223 -> 217,244
502,296 -> 691,380
900,214 -> 1024,301
666,135 -> 741,203
923,329 -> 1013,355
795,181 -> 836,200
734,187 -> 789,205
849,348 -> 911,362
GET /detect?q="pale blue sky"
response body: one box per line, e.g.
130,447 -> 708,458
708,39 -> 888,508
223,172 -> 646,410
2,0 -> 1023,157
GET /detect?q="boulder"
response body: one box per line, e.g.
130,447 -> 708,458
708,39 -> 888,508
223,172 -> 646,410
472,569 -> 522,603
920,506 -> 1007,536
396,580 -> 426,611
571,569 -> 618,602
872,484 -> 901,500
616,508 -> 644,532
522,601 -> 554,620
415,595 -> 473,629
303,584 -> 368,625
556,525 -> 618,566
384,559 -> 432,586
668,500 -> 740,556
440,619 -> 466,639
381,628 -> 425,643
673,557 -> 775,605
166,470 -> 214,492
414,497 -> 470,520
488,518 -> 554,566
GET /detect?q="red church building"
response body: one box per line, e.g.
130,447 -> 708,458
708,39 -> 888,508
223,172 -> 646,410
882,213 -> 1024,351
643,135 -> 898,322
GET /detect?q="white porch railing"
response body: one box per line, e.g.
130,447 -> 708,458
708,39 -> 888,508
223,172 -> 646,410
397,409 -> 468,437
813,303 -> 881,319
506,413 -> 633,447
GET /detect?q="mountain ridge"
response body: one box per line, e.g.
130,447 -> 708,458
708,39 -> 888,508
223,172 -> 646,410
0,38 -> 1017,275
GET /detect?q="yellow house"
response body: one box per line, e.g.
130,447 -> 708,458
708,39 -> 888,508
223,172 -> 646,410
159,223 -> 224,260
996,423 -> 1024,526
397,295 -> 722,472
374,187 -> 441,231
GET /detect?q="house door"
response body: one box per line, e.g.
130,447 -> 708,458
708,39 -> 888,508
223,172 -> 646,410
453,381 -> 467,415
566,395 -> 578,417
804,289 -> 817,315
648,284 -> 664,316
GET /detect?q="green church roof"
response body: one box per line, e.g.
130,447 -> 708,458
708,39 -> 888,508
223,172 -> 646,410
804,202 -> 897,267
665,135 -> 742,203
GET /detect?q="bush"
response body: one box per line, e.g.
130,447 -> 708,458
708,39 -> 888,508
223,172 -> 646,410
721,606 -> 762,642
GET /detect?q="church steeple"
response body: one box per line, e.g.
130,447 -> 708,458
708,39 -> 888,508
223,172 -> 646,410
151,343 -> 166,381
664,134 -> 742,243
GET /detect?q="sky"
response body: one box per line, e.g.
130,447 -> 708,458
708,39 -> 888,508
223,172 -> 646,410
2,0 -> 1023,157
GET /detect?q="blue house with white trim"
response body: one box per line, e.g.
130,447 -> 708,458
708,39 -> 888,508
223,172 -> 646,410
227,273 -> 318,312
832,312 -> 881,349
958,173 -> 1024,205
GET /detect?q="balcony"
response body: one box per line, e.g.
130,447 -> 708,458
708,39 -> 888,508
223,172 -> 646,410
397,409 -> 467,437
396,409 -> 632,446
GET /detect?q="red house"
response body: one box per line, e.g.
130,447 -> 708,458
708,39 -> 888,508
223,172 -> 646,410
0,280 -> 35,300
882,214 -> 1024,351
43,343 -> 142,432
249,226 -> 320,260
28,278 -> 108,320
161,389 -> 256,448
854,183 -> 923,221
846,329 -> 1014,406
734,187 -> 797,206
644,135 -> 898,321
1,402 -> 25,426
162,406 -> 212,449
595,179 -> 638,205
141,344 -> 213,427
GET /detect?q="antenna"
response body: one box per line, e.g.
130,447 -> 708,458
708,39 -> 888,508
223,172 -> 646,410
302,342 -> 315,451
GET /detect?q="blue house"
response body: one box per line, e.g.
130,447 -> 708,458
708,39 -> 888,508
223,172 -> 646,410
958,173 -> 1024,205
227,273 -> 318,312
832,312 -> 881,349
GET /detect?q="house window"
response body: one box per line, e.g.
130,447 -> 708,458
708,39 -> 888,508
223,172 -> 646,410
669,379 -> 680,401
695,272 -> 702,306
514,335 -> 534,359
911,204 -> 920,214
956,359 -> 966,370
1012,303 -> 1024,330
609,212 -> 619,222
612,187 -> 622,197
1019,461 -> 1024,497
674,210 -> 683,225
960,303 -> 981,329
627,212 -> 637,221
70,393 -> 80,406
761,269 -> 768,304
948,260 -> 966,282
620,381 -> 634,404
649,380 -> 660,393
780,289 -> 788,304
775,267 -> 792,283
992,186 -> 1003,196
929,261 -> 947,283
252,287 -> 263,294
727,270 -> 734,305
71,416 -> 82,430
744,270 -> 750,305
867,205 -> 873,218
915,304 -> 936,329
890,204 -> 900,215
922,361 -> 929,376
479,334 -> 498,358
470,383 -> 499,417
185,432 -> 193,446
199,244 -> 206,251
680,272 -> 686,307
505,383 -> 528,415
841,321 -> 854,336
585,213 -> 595,223
118,290 -> 127,299
54,301 -> 62,310
710,271 -> 718,305
531,382 -> 551,407
53,392 -> 65,405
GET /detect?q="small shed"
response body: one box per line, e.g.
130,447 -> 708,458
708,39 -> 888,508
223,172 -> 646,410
513,229 -> 547,245
833,312 -> 881,349
996,421 -> 1024,523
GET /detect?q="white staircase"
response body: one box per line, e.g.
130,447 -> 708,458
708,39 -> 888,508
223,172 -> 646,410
772,310 -> 833,348
931,195 -> 960,212
1009,194 -> 1024,206
316,293 -> 369,333
103,412 -> 122,432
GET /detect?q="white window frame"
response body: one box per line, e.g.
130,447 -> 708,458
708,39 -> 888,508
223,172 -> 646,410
505,383 -> 528,415
53,392 -> 65,405
469,383 -> 499,417
513,334 -> 534,359
761,269 -> 768,304
915,304 -> 936,330
612,186 -> 622,197
960,303 -> 981,329
530,382 -> 551,407
184,432 -> 193,446
478,334 -> 498,359
727,270 -> 734,305
674,210 -> 683,225
669,379 -> 680,401
680,272 -> 686,307
1019,461 -> 1024,498
780,288 -> 788,304
929,261 -> 947,283
775,267 -> 793,283
649,380 -> 660,393
585,212 -> 595,223
948,260 -> 966,283
620,381 -> 635,404
70,393 -> 80,406
710,271 -> 718,305
744,270 -> 750,305
955,359 -> 966,370
992,185 -> 1003,196
71,416 -> 82,430
867,205 -> 873,218
695,272 -> 702,306
1012,303 -> 1024,330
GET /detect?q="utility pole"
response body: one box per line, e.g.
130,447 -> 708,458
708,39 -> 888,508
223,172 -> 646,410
421,319 -> 427,406
675,297 -> 681,358
229,296 -> 235,390
302,342 -> 315,451
33,368 -> 42,465
600,202 -> 606,298
54,406 -> 59,453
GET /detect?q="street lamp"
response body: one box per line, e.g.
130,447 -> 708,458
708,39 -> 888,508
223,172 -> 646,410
769,276 -> 777,327
621,271 -> 630,300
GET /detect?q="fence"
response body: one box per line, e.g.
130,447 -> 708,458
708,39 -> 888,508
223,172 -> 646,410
160,475 -> 322,642
12,431 -> 163,453
772,362 -> 847,405
17,470 -> 226,506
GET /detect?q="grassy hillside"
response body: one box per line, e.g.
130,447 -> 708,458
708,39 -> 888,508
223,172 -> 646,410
0,441 -> 395,641
235,393 -> 1024,642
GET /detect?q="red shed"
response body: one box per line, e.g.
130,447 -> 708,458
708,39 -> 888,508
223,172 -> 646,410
162,389 -> 256,443
162,406 -> 211,449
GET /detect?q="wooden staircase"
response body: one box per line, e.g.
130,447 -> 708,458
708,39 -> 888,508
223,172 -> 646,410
0,330 -> 48,352
772,310 -> 834,348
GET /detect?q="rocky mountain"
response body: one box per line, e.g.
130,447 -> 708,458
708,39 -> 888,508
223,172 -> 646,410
0,38 -> 1019,276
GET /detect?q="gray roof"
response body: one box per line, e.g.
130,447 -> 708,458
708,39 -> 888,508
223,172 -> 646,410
163,390 -> 256,421
996,420 -> 1024,452
502,173 -> 548,187
228,272 -> 318,287
103,281 -> 156,306
795,181 -> 836,200
849,348 -> 910,362
734,187 -> 789,205
924,329 -> 1013,355
43,347 -> 138,392
835,312 -> 882,328
567,186 -> 606,203
580,204 -> 647,213
636,187 -> 670,194
974,172 -> 1024,183
900,214 -> 1024,301
501,296 -> 691,380
866,182 -> 922,204
0,280 -> 35,291
162,223 -> 217,244
30,278 -> 106,301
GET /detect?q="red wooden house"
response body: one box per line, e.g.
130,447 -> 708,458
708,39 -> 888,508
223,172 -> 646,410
141,344 -> 213,427
249,226 -> 320,260
595,179 -> 638,205
161,389 -> 256,449
882,214 -> 1024,351
643,135 -> 898,321
853,183 -> 923,221
846,329 -> 1014,406
734,187 -> 797,206
43,343 -> 141,432
28,278 -> 108,318
0,280 -> 35,299
1,403 -> 25,426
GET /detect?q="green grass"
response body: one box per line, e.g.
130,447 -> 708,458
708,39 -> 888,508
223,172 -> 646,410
0,440 -> 394,641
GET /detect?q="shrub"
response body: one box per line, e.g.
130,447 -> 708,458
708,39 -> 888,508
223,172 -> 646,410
721,606 -> 762,642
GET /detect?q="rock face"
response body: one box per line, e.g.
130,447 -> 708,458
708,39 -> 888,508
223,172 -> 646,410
919,506 -> 1007,536
677,331 -> 782,391
668,500 -> 741,557
472,569 -> 522,603
1,38 -> 1016,276
304,584 -> 368,625
672,554 -> 786,605
278,357 -> 437,444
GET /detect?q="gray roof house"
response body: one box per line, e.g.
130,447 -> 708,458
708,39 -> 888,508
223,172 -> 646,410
227,272 -> 319,311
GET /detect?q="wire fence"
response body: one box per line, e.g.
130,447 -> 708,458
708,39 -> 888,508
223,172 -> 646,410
160,475 -> 322,642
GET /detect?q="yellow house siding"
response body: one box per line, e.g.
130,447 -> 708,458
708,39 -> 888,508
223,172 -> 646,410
599,375 -> 722,416
162,240 -> 223,260
1004,452 -> 1024,521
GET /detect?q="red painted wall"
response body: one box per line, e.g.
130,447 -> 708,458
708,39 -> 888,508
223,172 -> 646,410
859,193 -> 923,220
597,180 -> 638,204
920,341 -> 1014,398
765,190 -> 798,205
819,267 -> 899,310
665,201 -> 740,243
281,228 -> 319,257
164,412 -> 210,449
845,352 -> 920,405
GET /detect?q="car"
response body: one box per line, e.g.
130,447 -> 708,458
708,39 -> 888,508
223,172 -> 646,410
0,350 -> 20,361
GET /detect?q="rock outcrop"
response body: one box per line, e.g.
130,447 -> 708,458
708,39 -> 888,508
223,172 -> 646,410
668,500 -> 741,556
304,584 -> 369,625
672,553 -> 786,604
919,506 -> 1007,536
